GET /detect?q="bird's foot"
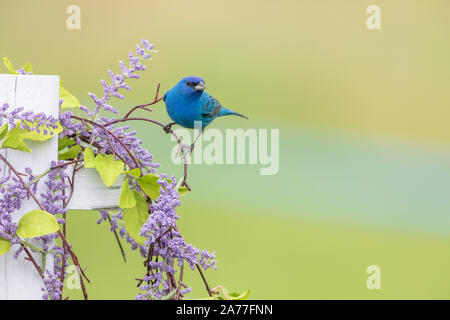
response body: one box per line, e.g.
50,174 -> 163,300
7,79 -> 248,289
163,122 -> 176,134
176,143 -> 195,157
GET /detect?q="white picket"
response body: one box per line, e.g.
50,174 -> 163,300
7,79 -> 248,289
67,168 -> 122,210
0,74 -> 122,300
0,74 -> 59,299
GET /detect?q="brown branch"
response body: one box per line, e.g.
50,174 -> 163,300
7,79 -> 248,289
107,214 -> 127,263
176,263 -> 184,300
136,227 -> 173,288
196,264 -> 212,297
70,134 -> 128,165
124,83 -> 162,119
57,230 -> 89,300
103,117 -> 191,191
71,115 -> 142,174
51,159 -> 82,171
22,244 -> 44,279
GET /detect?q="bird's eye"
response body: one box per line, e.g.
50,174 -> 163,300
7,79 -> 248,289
186,82 -> 192,86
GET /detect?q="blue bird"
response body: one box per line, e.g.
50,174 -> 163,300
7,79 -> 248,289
163,76 -> 247,132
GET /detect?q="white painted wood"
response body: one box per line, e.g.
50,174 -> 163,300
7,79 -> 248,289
67,168 -> 122,210
0,74 -> 59,300
0,74 -> 123,300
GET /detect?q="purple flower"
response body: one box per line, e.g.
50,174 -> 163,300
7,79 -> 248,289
81,40 -> 154,118
136,175 -> 217,300
0,103 -> 59,131
41,270 -> 63,300
1,39 -> 217,301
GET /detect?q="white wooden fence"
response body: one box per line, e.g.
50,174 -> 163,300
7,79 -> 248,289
0,75 -> 120,300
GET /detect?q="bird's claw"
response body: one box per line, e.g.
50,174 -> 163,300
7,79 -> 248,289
176,143 -> 195,157
163,122 -> 175,134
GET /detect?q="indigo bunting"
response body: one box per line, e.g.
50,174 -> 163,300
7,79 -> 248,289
163,76 -> 247,131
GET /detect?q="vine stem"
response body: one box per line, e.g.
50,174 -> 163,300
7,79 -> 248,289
0,153 -> 89,300
26,159 -> 82,188
106,213 -> 127,263
176,263 -> 184,300
124,82 -> 163,119
77,82 -> 192,190
21,244 -> 44,279
196,264 -> 212,297
103,117 -> 191,191
71,115 -> 143,175
137,227 -> 173,288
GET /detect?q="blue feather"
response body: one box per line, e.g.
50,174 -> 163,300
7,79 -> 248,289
163,77 -> 247,129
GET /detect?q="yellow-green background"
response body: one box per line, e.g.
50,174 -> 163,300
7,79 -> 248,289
2,0 -> 450,299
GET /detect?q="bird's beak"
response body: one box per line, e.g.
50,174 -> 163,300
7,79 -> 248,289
195,81 -> 206,91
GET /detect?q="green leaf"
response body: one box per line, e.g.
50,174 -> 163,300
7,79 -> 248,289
124,168 -> 142,177
16,210 -> 60,239
60,86 -> 81,109
229,290 -> 250,300
2,121 -> 62,152
178,186 -> 189,197
2,133 -> 31,152
123,191 -> 148,245
58,145 -> 82,160
23,62 -> 32,73
137,174 -> 160,200
0,237 -> 11,255
3,57 -> 18,74
58,136 -> 75,151
0,123 -> 9,141
95,154 -> 124,186
12,121 -> 62,142
83,147 -> 95,168
119,178 -> 137,209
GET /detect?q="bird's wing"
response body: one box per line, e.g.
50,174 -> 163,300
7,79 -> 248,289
201,95 -> 222,118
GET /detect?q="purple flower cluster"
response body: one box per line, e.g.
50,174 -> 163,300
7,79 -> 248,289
125,232 -> 148,257
58,40 -> 158,170
39,162 -> 71,300
0,130 -> 71,300
135,175 -> 217,300
58,111 -> 84,138
96,209 -> 109,224
60,110 -> 158,171
97,209 -> 148,257
40,161 -> 69,219
93,119 -> 157,170
0,103 -> 59,134
0,39 -> 218,300
16,67 -> 32,75
87,39 -> 155,117
0,175 -> 27,245
41,270 -> 63,300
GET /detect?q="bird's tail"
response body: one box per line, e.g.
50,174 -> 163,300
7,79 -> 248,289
219,107 -> 248,119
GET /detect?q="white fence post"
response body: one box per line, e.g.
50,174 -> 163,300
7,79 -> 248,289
0,74 -> 59,300
67,168 -> 122,211
0,74 -> 123,300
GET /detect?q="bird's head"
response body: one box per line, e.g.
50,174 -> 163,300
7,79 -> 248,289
176,76 -> 206,96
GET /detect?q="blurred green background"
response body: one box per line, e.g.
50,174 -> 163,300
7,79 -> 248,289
2,0 -> 450,299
